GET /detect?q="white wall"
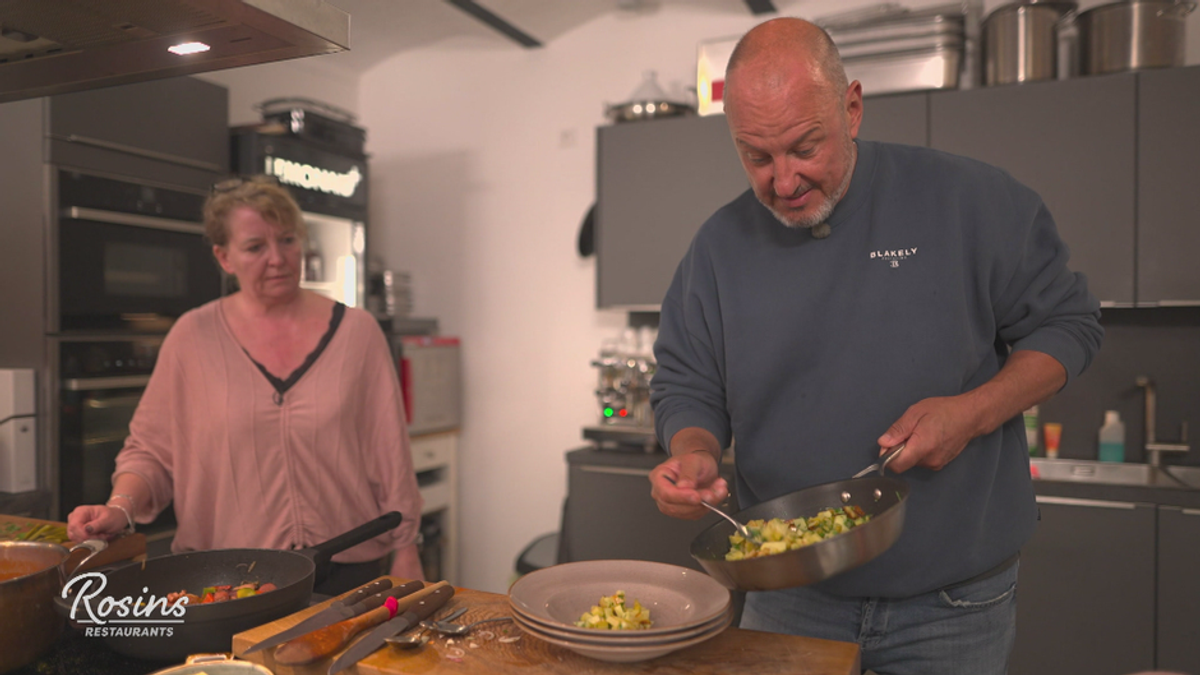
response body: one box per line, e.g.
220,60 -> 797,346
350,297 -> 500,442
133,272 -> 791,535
357,4 -> 789,594
201,0 -> 1200,594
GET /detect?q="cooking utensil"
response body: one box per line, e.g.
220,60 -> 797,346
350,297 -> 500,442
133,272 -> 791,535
0,539 -> 106,674
386,606 -> 469,648
426,615 -> 513,635
326,584 -> 455,675
663,474 -> 758,543
1078,0 -> 1196,75
243,577 -> 397,654
689,447 -> 910,591
983,2 -> 1077,86
273,581 -> 445,665
54,512 -> 404,661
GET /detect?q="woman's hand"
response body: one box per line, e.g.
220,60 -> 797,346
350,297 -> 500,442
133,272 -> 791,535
67,505 -> 129,542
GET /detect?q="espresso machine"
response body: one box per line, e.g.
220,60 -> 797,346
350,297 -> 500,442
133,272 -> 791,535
584,328 -> 660,451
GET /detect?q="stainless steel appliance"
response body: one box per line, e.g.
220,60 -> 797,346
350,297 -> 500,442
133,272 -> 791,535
53,170 -> 221,333
231,105 -> 368,308
54,337 -> 175,541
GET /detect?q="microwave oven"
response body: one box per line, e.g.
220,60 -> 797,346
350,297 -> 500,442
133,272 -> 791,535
52,170 -> 222,333
399,336 -> 462,436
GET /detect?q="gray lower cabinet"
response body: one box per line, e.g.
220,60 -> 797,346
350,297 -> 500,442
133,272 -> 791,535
1137,66 -> 1200,306
1156,506 -> 1200,673
929,74 -> 1137,307
1010,496 -> 1156,675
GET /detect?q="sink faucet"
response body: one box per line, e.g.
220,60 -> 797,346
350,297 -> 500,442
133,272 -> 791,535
1136,376 -> 1190,468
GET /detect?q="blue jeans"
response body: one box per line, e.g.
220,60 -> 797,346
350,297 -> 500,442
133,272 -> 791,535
740,561 -> 1019,675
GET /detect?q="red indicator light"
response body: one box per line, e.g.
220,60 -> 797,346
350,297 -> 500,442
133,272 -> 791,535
618,409 -> 628,417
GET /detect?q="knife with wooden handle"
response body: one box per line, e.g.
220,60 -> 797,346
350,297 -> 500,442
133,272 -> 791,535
244,578 -> 422,655
273,580 -> 452,666
326,583 -> 456,675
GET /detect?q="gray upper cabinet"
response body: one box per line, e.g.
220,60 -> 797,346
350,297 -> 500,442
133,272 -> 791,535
596,114 -> 747,309
595,93 -> 930,309
929,74 -> 1137,307
858,92 -> 928,147
1137,66 -> 1200,306
48,77 -> 229,190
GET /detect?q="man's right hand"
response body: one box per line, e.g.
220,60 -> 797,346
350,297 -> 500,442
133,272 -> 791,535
649,427 -> 729,520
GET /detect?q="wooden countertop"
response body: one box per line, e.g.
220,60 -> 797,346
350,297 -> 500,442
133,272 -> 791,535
0,514 -> 145,571
233,577 -> 860,675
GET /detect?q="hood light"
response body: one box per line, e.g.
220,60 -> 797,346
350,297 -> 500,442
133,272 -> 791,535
167,41 -> 211,56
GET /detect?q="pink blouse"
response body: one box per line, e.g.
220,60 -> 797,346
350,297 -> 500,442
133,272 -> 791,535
113,299 -> 422,562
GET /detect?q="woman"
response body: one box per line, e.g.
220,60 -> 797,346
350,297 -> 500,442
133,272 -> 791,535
67,176 -> 424,592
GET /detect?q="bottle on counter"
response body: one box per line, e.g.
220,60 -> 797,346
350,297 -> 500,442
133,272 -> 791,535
1043,423 -> 1062,460
1024,405 -> 1040,456
1098,410 -> 1125,462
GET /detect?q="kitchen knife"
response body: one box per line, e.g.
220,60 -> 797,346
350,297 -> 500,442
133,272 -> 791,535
326,583 -> 455,675
244,578 -> 415,654
274,581 -> 452,666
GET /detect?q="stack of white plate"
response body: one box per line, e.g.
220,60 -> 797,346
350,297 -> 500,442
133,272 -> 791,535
507,559 -> 733,663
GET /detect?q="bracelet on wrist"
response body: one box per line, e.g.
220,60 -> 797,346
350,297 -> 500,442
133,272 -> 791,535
106,502 -> 135,534
109,493 -> 136,507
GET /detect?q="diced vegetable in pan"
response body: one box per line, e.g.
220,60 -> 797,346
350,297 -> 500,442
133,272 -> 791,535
724,506 -> 871,561
574,590 -> 653,630
165,581 -> 277,605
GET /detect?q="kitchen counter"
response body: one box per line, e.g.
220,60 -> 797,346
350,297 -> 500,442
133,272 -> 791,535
234,578 -> 862,675
1031,465 -> 1200,508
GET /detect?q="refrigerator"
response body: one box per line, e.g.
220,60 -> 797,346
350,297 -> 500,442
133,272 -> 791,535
230,112 -> 369,307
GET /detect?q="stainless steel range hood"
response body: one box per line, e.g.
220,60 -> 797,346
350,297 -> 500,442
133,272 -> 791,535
0,0 -> 349,104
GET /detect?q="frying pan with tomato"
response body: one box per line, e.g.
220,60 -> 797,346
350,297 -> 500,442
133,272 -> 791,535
55,511 -> 403,661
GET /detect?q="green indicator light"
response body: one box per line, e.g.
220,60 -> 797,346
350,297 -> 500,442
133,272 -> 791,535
603,407 -> 614,417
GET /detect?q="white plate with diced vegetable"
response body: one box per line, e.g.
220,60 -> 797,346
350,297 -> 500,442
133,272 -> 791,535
507,559 -> 731,636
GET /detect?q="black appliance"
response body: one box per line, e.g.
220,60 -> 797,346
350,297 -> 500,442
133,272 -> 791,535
53,170 -> 221,333
55,337 -> 175,538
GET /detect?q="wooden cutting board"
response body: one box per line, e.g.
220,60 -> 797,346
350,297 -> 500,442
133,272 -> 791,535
0,514 -> 146,572
233,577 -> 860,675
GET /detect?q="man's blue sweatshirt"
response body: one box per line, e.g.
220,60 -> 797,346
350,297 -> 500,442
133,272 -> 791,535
652,140 -> 1103,598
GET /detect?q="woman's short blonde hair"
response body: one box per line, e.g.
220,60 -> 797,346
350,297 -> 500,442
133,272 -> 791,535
203,176 -> 306,248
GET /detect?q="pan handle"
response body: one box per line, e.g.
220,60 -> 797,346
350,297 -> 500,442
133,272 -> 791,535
853,444 -> 906,479
303,511 -> 404,579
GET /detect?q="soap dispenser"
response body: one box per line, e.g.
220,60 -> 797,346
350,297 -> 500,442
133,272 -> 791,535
1098,410 -> 1125,463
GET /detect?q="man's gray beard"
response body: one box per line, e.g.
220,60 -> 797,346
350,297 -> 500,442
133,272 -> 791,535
765,140 -> 857,231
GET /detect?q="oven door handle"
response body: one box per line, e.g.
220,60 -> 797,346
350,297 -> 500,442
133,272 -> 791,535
84,394 -> 143,409
64,375 -> 151,391
62,206 -> 205,236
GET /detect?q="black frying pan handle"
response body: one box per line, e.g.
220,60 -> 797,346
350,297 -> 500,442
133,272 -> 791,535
304,511 -> 403,578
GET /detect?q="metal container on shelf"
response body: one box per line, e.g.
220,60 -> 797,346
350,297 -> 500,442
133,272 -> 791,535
1077,0 -> 1196,75
982,2 -> 1077,85
843,44 -> 964,96
817,3 -> 968,95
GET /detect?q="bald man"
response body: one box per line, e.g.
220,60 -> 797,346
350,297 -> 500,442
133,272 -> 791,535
648,18 -> 1103,674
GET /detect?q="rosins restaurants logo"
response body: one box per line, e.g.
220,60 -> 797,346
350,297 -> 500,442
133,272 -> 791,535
63,572 -> 187,637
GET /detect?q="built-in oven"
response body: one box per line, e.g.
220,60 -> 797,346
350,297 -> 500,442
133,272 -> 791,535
56,337 -> 175,546
52,169 -> 222,333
